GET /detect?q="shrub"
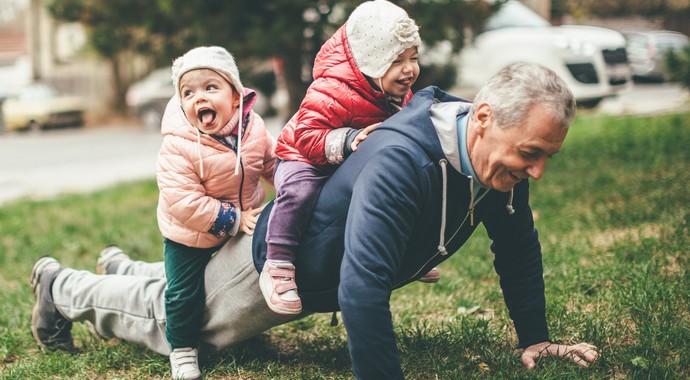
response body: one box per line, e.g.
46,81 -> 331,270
666,45 -> 690,89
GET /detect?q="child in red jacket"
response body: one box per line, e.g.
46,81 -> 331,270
261,0 -> 438,315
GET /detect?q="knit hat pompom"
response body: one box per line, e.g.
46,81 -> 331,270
346,0 -> 421,79
171,46 -> 244,97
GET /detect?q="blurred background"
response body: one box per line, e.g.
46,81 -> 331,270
0,0 -> 689,132
1,0 -> 689,203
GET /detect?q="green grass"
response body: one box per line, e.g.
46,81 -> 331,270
1,111 -> 689,379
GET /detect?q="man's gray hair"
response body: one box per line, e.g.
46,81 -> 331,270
469,63 -> 576,129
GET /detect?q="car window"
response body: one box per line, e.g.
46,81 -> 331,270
18,84 -> 57,101
484,0 -> 550,31
655,35 -> 689,51
626,34 -> 647,49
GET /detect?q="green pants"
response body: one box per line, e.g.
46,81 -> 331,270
163,238 -> 218,349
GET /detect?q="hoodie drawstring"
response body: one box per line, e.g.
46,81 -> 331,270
234,96 -> 244,175
196,128 -> 204,179
506,188 -> 515,214
469,179 -> 475,226
437,159 -> 448,255
434,160 -> 516,260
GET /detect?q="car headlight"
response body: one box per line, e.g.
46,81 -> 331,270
553,36 -> 597,57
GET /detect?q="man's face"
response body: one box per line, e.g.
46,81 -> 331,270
468,102 -> 568,192
179,68 -> 239,135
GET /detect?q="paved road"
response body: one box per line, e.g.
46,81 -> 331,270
0,84 -> 688,205
0,126 -> 162,204
0,118 -> 284,205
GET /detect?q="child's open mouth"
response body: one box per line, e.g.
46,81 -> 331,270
198,109 -> 216,125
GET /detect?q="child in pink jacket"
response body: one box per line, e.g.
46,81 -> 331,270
261,0 -> 438,316
156,46 -> 276,380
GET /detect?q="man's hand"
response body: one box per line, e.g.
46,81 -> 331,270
520,342 -> 599,369
350,123 -> 380,152
239,206 -> 264,235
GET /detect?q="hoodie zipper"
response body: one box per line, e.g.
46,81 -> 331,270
398,210 -> 472,286
399,171 -> 489,286
397,163 -> 474,286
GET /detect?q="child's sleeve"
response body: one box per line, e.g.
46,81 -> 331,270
208,201 -> 240,238
290,79 -> 355,166
324,127 -> 365,165
157,138 -> 233,235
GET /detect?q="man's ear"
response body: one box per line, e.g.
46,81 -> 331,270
474,102 -> 493,136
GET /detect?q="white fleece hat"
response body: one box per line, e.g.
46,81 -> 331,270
345,0 -> 421,79
171,46 -> 244,97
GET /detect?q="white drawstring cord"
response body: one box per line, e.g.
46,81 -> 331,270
234,95 -> 244,175
196,128 -> 204,179
437,159 -> 448,255
469,177 -> 475,225
506,188 -> 515,214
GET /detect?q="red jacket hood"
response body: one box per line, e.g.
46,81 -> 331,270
312,24 -> 390,106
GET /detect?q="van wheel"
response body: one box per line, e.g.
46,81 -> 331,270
28,120 -> 42,132
577,98 -> 602,109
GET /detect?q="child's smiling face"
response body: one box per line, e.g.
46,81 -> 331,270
379,47 -> 419,97
179,68 -> 239,135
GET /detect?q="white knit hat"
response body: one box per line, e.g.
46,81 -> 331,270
171,46 -> 244,96
345,0 -> 421,79
171,46 -> 246,176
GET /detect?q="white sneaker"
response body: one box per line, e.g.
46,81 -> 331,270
170,347 -> 202,380
259,260 -> 302,315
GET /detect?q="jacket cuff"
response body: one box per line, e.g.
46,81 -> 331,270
208,202 -> 238,238
324,127 -> 357,165
229,208 -> 241,236
514,313 -> 549,348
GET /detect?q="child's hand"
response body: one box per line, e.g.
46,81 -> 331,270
351,123 -> 380,152
239,206 -> 264,236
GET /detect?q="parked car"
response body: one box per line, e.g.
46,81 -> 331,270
126,67 -> 270,130
455,0 -> 632,108
624,30 -> 690,82
1,82 -> 84,132
126,67 -> 174,131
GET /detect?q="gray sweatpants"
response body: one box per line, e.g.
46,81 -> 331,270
52,234 -> 303,355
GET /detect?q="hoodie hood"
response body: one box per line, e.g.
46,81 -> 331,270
379,86 -> 466,163
429,101 -> 472,174
387,86 -> 515,253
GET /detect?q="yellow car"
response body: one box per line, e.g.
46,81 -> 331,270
2,83 -> 84,132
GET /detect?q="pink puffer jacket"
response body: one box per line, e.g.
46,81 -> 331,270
156,93 -> 276,248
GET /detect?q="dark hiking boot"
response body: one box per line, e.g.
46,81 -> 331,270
30,256 -> 75,352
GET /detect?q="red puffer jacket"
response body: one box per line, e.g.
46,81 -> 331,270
275,24 -> 413,167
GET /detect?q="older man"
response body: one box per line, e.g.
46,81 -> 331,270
31,63 -> 598,380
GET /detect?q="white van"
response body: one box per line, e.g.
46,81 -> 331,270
455,0 -> 632,108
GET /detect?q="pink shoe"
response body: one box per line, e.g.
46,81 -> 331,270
259,261 -> 302,315
417,267 -> 441,283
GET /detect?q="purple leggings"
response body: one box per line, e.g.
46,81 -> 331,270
265,159 -> 332,262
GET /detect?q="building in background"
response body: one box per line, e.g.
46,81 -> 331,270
0,0 -> 108,125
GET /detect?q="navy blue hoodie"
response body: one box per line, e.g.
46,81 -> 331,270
254,86 -> 548,379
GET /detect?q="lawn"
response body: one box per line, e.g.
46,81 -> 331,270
1,111 -> 689,379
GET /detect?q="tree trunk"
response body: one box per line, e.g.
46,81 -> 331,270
278,50 -> 309,118
110,55 -> 127,113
